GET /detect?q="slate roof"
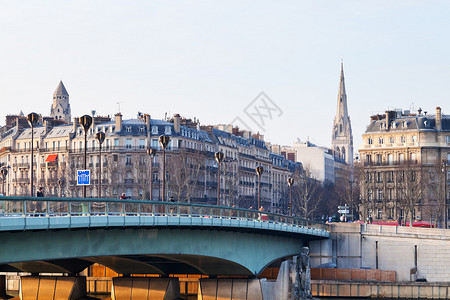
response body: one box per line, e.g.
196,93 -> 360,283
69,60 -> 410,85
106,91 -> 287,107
53,81 -> 69,96
364,115 -> 450,134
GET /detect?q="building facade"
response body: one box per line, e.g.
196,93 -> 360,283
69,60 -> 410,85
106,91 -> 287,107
358,107 -> 450,227
0,83 -> 299,213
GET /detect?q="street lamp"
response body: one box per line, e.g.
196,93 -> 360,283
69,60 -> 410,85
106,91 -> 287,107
27,112 -> 39,197
215,151 -> 224,206
147,148 -> 156,200
159,135 -> 170,202
80,115 -> 93,198
96,132 -> 106,198
287,177 -> 294,216
256,166 -> 264,209
443,161 -> 448,229
57,179 -> 64,198
1,168 -> 8,196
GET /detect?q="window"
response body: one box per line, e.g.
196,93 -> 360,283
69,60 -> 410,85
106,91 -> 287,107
376,154 -> 382,164
368,189 -> 373,201
113,155 -> 118,162
446,136 -> 450,143
389,136 -> 394,144
376,172 -> 382,183
126,155 -> 132,166
377,208 -> 383,219
388,154 -> 393,165
139,139 -> 146,149
368,138 -> 373,145
365,172 -> 372,183
126,139 -> 132,149
399,153 -> 405,162
411,135 -> 417,143
378,137 -> 384,144
400,136 -> 405,143
114,139 -> 119,147
386,171 -> 394,182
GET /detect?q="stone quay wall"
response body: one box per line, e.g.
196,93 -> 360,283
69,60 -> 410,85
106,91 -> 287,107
310,223 -> 450,282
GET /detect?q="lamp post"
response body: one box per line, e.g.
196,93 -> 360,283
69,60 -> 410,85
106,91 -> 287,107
215,151 -> 224,206
1,168 -> 8,196
159,135 -> 170,202
443,161 -> 448,229
57,179 -> 64,198
27,112 -> 39,197
287,177 -> 294,216
256,166 -> 264,209
80,115 -> 93,198
147,148 -> 156,200
96,132 -> 105,198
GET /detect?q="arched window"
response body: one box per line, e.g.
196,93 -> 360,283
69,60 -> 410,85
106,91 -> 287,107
340,124 -> 343,132
342,147 -> 346,161
336,147 -> 340,159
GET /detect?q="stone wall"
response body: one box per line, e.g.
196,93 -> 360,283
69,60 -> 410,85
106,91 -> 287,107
310,223 -> 450,282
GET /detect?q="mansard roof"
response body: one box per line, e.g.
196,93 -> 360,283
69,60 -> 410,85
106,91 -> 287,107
364,114 -> 450,134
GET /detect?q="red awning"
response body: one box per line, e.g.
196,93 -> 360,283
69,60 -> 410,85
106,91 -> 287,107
45,154 -> 58,162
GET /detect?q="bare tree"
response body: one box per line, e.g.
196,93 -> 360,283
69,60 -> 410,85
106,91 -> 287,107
291,167 -> 322,219
396,159 -> 423,226
166,150 -> 204,203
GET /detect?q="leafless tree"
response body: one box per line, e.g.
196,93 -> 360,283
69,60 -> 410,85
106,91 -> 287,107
396,159 -> 423,226
291,167 -> 322,219
166,150 -> 204,203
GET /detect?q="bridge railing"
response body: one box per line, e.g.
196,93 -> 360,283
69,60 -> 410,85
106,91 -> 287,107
0,196 -> 329,231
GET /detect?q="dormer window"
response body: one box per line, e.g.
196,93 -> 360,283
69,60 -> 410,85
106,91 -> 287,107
402,121 -> 408,128
151,126 -> 158,134
165,126 -> 172,134
139,127 -> 144,133
126,126 -> 132,133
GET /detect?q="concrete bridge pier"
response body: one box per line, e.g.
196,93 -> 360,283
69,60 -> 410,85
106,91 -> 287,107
0,275 -> 7,299
111,277 -> 180,300
19,276 -> 87,300
198,279 -> 264,300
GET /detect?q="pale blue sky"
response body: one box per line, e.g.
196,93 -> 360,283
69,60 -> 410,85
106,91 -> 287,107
1,1 -> 449,152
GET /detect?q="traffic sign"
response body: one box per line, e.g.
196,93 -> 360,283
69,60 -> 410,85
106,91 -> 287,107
338,209 -> 349,214
77,170 -> 90,186
338,205 -> 349,210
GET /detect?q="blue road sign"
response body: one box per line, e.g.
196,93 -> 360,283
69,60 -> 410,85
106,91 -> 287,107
77,170 -> 90,186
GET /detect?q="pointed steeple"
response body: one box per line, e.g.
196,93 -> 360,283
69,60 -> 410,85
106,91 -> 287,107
53,81 -> 69,97
50,81 -> 71,123
336,62 -> 348,119
332,61 -> 353,166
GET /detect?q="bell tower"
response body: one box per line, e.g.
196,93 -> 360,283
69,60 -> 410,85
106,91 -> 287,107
50,81 -> 71,123
331,62 -> 353,166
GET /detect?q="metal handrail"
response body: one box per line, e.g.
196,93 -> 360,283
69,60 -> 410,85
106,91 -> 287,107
0,196 -> 330,231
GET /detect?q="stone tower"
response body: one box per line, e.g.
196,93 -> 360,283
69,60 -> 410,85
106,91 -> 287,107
331,62 -> 353,166
50,81 -> 71,123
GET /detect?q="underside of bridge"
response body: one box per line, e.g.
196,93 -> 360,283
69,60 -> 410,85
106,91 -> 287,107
0,227 -> 309,276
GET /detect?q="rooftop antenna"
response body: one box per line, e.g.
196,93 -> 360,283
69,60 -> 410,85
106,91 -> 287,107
117,102 -> 123,113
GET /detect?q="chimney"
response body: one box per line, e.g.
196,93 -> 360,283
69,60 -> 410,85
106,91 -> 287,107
436,107 -> 442,131
385,111 -> 390,129
144,114 -> 151,132
115,113 -> 122,132
43,120 -> 51,135
72,117 -> 79,133
173,114 -> 181,133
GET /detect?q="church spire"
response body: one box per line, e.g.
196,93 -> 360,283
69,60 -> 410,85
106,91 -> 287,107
50,81 -> 71,123
332,62 -> 353,166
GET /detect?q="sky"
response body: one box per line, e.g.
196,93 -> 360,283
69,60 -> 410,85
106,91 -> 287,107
1,1 -> 450,152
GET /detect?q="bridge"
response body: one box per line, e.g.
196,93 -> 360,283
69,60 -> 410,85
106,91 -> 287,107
0,197 -> 329,299
0,196 -> 328,276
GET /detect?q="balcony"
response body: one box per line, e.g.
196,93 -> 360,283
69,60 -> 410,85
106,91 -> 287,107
12,178 -> 30,184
